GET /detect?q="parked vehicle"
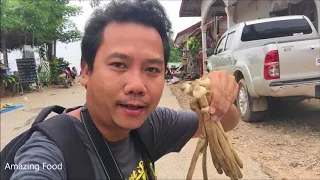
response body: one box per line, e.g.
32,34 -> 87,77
208,15 -> 320,122
171,65 -> 185,78
59,65 -> 73,88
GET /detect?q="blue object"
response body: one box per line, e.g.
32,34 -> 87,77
0,104 -> 24,114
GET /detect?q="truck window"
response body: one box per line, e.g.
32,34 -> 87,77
241,18 -> 313,41
179,66 -> 184,71
225,32 -> 235,51
215,35 -> 227,54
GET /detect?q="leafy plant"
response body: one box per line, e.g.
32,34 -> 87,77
49,58 -> 61,82
2,75 -> 17,87
187,37 -> 201,52
169,44 -> 183,63
49,57 -> 70,83
38,71 -> 51,84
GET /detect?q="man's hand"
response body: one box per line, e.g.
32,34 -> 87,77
208,70 -> 239,122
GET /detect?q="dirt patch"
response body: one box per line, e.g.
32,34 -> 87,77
13,116 -> 37,131
169,82 -> 320,180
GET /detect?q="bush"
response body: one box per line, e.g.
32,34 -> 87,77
2,74 -> 18,88
49,57 -> 70,83
187,37 -> 201,52
49,58 -> 61,82
38,71 -> 51,84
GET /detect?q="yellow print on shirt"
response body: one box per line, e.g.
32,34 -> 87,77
128,161 -> 156,180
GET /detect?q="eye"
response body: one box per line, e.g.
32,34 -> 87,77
145,67 -> 160,73
110,62 -> 127,69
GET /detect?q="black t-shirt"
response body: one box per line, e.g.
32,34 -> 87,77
11,107 -> 199,179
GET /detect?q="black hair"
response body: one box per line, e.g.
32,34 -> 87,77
81,0 -> 172,72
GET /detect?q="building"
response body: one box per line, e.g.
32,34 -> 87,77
174,16 -> 228,76
174,18 -> 228,51
179,0 -> 320,74
174,21 -> 201,50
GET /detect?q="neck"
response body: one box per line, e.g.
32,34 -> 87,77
68,108 -> 130,142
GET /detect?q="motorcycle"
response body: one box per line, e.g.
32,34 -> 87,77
59,65 -> 73,88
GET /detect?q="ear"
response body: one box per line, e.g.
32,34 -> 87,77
80,61 -> 90,88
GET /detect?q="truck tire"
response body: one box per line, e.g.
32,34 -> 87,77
236,79 -> 267,122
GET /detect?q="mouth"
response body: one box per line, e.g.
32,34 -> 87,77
116,100 -> 149,118
118,103 -> 147,117
119,104 -> 145,110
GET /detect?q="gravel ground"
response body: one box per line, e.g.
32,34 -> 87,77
169,81 -> 320,180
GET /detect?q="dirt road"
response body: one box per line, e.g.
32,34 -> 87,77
1,83 -> 270,179
169,82 -> 320,180
1,84 -> 86,148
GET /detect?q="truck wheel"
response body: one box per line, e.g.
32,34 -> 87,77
236,79 -> 267,122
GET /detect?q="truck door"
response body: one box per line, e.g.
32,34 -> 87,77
220,31 -> 236,75
209,35 -> 227,71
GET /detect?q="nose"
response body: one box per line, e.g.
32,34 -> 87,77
123,73 -> 147,96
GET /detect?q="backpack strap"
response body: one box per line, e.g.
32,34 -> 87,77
32,105 -> 66,126
80,107 -> 123,180
130,130 -> 156,179
33,114 -> 95,180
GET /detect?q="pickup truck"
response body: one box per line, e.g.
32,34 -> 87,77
208,15 -> 320,122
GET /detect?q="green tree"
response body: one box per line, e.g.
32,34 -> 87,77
169,43 -> 182,63
187,37 -> 201,52
16,0 -> 83,60
1,0 -> 83,63
0,0 -> 24,65
82,0 -> 101,8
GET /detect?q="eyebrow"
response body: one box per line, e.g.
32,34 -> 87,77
147,58 -> 164,65
107,52 -> 130,60
107,52 -> 164,65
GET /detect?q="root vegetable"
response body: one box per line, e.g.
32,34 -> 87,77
202,140 -> 208,180
181,77 -> 243,180
193,84 -> 207,99
181,83 -> 193,95
197,77 -> 211,90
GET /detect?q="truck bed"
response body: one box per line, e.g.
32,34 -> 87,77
275,37 -> 320,81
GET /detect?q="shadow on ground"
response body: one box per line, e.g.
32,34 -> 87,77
259,100 -> 320,132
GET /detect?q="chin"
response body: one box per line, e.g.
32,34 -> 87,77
113,118 -> 146,130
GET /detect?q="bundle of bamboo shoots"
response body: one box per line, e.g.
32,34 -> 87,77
180,74 -> 243,180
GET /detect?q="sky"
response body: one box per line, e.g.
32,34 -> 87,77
6,0 -> 201,72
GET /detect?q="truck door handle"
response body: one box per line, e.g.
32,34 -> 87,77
310,45 -> 314,50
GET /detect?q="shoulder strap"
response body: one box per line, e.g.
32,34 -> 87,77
32,105 -> 66,126
34,114 -> 95,180
80,107 -> 123,180
130,130 -> 156,179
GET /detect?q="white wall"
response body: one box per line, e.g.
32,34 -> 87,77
6,49 -> 40,72
201,0 -> 319,34
233,0 -> 319,33
234,0 -> 272,23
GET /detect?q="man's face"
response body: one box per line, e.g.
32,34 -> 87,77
81,22 -> 165,130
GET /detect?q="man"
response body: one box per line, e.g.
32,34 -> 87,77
10,0 -> 239,179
